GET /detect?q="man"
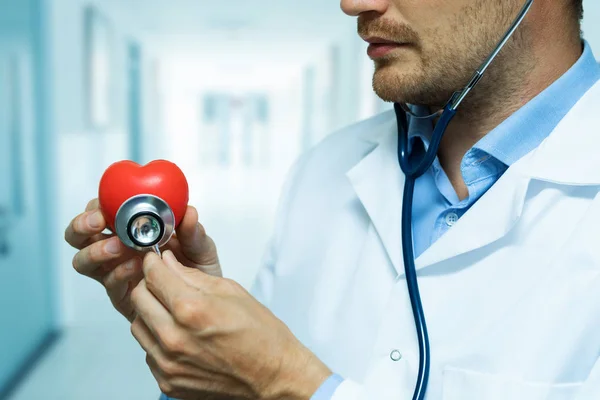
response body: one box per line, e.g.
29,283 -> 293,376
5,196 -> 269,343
65,0 -> 600,398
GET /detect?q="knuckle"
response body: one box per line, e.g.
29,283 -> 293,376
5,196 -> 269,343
86,198 -> 99,211
156,357 -> 179,378
130,319 -> 140,339
71,253 -> 82,273
145,264 -> 159,285
90,240 -> 114,263
64,225 -> 73,245
112,263 -> 128,283
130,284 -> 142,306
73,213 -> 88,235
86,244 -> 102,264
160,329 -> 186,355
210,277 -> 239,295
104,269 -> 122,296
221,277 -> 241,293
65,220 -> 82,246
205,277 -> 222,292
158,380 -> 175,397
71,251 -> 93,275
114,259 -> 140,282
173,298 -> 199,326
196,222 -> 207,238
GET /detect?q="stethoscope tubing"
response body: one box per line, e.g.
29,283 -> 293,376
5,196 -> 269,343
396,105 -> 456,400
393,2 -> 534,398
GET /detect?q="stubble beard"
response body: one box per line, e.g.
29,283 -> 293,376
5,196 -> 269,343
369,0 -> 533,114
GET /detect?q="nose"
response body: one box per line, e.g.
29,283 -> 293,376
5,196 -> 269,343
340,0 -> 389,16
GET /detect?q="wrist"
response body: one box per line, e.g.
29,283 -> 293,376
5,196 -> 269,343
263,344 -> 332,400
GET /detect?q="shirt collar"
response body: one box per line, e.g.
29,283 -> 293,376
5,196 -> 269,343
406,40 -> 600,166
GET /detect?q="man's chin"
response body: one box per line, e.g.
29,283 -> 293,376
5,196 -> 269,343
373,67 -> 450,107
372,67 -> 417,104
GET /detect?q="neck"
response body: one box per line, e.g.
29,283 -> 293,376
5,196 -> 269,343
435,25 -> 583,200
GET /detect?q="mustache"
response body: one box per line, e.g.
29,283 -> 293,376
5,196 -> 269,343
357,15 -> 419,44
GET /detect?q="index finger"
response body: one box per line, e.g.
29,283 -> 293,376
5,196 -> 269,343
142,252 -> 192,314
64,208 -> 107,250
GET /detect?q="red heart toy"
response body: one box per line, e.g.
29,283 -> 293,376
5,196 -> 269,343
99,160 -> 189,232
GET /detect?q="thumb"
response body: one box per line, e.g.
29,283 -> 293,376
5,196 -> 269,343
175,206 -> 220,267
162,249 -> 215,289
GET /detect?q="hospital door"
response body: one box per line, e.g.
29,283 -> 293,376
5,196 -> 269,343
0,1 -> 56,396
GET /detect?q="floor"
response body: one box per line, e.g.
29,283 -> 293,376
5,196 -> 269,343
7,325 -> 160,400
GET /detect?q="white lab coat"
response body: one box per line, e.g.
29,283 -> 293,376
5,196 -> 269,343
251,79 -> 600,400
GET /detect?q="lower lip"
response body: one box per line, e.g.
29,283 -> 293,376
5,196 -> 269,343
367,43 -> 404,58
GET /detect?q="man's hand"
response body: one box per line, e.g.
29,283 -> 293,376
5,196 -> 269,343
130,251 -> 332,400
65,198 -> 222,322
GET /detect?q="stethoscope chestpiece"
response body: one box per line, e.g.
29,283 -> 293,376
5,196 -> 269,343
114,194 -> 175,252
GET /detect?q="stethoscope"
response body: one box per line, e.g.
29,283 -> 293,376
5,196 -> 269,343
394,1 -> 534,399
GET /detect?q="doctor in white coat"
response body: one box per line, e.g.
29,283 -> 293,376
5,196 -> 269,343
66,0 -> 600,399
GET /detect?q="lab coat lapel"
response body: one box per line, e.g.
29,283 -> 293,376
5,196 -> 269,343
414,168 -> 532,270
346,116 -> 406,277
415,79 -> 600,269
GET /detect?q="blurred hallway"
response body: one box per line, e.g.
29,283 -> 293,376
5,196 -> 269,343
2,0 -> 600,399
1,0 -> 387,398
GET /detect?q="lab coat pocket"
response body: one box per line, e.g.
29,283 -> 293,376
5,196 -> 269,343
442,367 -> 582,400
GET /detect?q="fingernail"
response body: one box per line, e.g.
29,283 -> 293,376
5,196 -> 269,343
163,250 -> 173,261
105,238 -> 121,255
87,211 -> 103,229
163,250 -> 177,265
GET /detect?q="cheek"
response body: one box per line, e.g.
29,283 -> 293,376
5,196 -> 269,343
407,0 -> 485,65
393,0 -> 470,38
393,0 -> 456,19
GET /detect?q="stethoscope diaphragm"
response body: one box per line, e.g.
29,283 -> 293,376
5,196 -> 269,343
115,194 -> 175,252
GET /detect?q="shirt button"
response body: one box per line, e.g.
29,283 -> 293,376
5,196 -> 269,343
445,212 -> 459,227
390,350 -> 403,361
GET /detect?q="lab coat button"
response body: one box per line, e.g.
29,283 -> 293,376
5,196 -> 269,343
390,350 -> 402,361
445,212 -> 459,226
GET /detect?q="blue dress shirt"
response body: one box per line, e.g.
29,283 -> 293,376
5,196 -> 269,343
310,40 -> 600,400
